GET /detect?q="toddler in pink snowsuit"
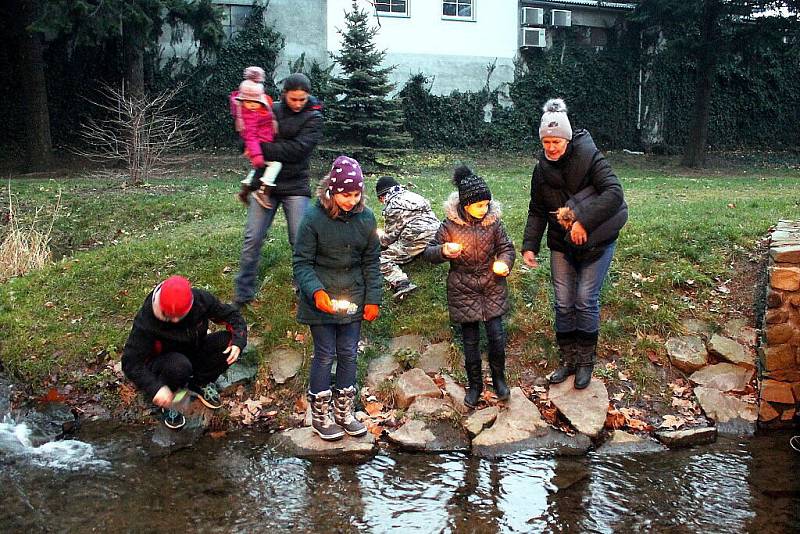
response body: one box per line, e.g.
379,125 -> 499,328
230,66 -> 281,209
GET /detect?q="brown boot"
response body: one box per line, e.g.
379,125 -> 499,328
253,184 -> 274,209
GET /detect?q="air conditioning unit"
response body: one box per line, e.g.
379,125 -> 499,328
520,27 -> 546,48
521,7 -> 544,26
552,9 -> 572,27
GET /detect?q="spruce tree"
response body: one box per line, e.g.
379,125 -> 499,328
327,1 -> 410,163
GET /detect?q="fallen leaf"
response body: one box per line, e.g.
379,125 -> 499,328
365,401 -> 384,416
540,405 -> 558,424
646,350 -> 662,366
294,332 -> 305,343
612,392 -> 625,401
244,398 -> 263,413
626,418 -> 653,432
119,383 -> 137,405
210,431 -> 227,439
618,371 -> 630,381
659,414 -> 686,429
605,407 -> 626,429
294,396 -> 309,413
265,410 -> 278,417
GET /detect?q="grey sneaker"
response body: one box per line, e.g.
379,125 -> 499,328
333,386 -> 367,437
308,390 -> 345,441
190,383 -> 223,409
162,408 -> 186,429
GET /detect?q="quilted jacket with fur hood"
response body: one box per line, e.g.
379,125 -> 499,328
423,193 -> 516,323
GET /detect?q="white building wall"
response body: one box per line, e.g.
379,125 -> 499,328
326,0 -> 520,94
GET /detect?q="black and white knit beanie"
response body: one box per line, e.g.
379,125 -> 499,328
453,165 -> 491,208
539,98 -> 573,140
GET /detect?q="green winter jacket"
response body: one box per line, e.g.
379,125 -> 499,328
292,201 -> 383,325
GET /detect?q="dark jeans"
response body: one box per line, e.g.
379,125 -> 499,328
147,331 -> 232,391
308,321 -> 362,394
550,242 -> 616,334
461,316 -> 505,366
234,194 -> 310,303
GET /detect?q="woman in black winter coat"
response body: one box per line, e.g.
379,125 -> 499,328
424,166 -> 516,407
521,99 -> 627,390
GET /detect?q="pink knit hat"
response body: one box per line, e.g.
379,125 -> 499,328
235,79 -> 268,106
328,156 -> 364,194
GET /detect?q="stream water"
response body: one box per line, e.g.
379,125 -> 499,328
1,414 -> 799,533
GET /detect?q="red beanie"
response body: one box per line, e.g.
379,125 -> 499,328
157,275 -> 194,318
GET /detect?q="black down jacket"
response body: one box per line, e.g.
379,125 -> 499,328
522,129 -> 626,262
424,193 -> 516,323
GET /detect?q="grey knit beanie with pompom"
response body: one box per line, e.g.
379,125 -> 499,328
539,98 -> 573,140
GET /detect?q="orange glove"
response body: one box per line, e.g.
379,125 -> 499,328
313,290 -> 335,314
363,304 -> 379,322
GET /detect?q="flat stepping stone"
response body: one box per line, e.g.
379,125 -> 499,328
269,348 -> 304,384
217,360 -> 260,392
148,402 -> 211,456
689,363 -> 753,392
388,334 -> 426,355
365,355 -> 401,389
655,427 -> 717,448
666,336 -> 707,373
694,387 -> 756,435
406,396 -> 457,418
393,368 -> 441,409
386,418 -> 469,453
441,374 -> 469,414
549,377 -> 609,438
471,388 -> 591,457
680,318 -> 713,336
463,406 -> 498,438
417,342 -> 451,373
271,427 -> 377,463
707,335 -> 754,369
595,431 -> 666,454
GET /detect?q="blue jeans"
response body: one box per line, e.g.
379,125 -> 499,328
550,242 -> 616,334
235,194 -> 310,303
308,321 -> 362,394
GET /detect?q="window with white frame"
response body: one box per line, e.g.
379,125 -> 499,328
217,2 -> 254,39
442,0 -> 473,20
375,0 -> 408,16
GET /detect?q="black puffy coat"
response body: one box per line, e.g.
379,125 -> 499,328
424,194 -> 516,323
122,289 -> 247,399
522,129 -> 626,261
261,96 -> 323,197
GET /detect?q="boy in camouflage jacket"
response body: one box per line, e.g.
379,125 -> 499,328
375,176 -> 440,299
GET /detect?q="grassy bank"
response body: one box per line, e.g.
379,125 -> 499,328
1,151 -> 798,407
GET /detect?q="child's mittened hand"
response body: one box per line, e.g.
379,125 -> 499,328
363,304 -> 380,322
251,154 -> 265,168
313,290 -> 335,314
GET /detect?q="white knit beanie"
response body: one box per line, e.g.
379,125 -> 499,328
539,98 -> 573,140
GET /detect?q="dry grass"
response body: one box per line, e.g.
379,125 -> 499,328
0,184 -> 60,281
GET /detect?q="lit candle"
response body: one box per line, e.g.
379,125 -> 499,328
376,228 -> 386,239
443,242 -> 463,256
331,299 -> 358,314
492,260 -> 509,276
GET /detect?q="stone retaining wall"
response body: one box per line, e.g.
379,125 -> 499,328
759,220 -> 800,426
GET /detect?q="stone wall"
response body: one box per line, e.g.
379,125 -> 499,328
759,220 -> 800,426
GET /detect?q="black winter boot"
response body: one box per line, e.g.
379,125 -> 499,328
574,331 -> 598,390
333,386 -> 367,437
549,331 -> 577,385
463,359 -> 484,408
308,390 -> 345,441
488,351 -> 510,401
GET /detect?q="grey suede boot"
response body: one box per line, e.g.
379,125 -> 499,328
308,390 -> 345,441
549,331 -> 577,385
333,386 -> 367,437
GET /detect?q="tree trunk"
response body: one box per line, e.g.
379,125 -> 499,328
123,27 -> 145,97
14,0 -> 52,170
681,0 -> 722,168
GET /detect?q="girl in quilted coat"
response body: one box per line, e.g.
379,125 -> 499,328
424,165 -> 516,407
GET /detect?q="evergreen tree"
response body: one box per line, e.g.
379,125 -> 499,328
327,1 -> 409,163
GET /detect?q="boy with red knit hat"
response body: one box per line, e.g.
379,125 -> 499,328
122,275 -> 247,429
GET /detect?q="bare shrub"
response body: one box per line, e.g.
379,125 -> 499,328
73,82 -> 200,185
0,185 -> 61,281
